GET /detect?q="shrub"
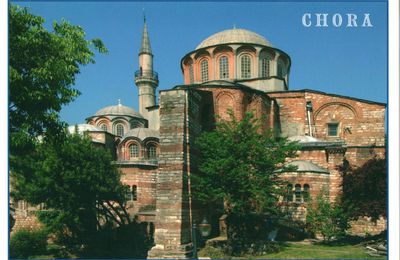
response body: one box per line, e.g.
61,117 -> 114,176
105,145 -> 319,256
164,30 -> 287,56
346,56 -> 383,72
10,228 -> 48,258
306,189 -> 350,242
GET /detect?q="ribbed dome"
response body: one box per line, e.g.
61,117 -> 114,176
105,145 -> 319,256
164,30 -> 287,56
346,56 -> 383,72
95,104 -> 143,118
196,28 -> 272,50
121,128 -> 159,142
281,160 -> 329,174
67,124 -> 102,134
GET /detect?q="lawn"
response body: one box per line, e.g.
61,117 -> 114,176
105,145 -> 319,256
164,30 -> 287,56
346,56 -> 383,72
199,242 -> 387,259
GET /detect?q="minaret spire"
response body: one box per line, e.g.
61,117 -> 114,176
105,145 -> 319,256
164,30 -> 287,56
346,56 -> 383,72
140,12 -> 152,55
135,14 -> 158,124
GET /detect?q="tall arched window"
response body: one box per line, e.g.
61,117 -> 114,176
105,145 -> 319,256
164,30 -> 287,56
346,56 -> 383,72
201,60 -> 209,82
189,62 -> 194,83
241,55 -> 251,79
295,184 -> 302,202
99,123 -> 108,131
219,56 -> 229,79
303,184 -> 310,202
125,185 -> 132,201
147,144 -> 157,159
261,57 -> 271,77
116,124 -> 124,136
286,184 -> 293,202
277,62 -> 285,78
132,185 -> 137,201
129,144 -> 139,158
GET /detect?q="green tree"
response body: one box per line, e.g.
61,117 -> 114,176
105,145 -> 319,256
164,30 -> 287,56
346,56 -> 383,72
193,111 -> 298,253
306,189 -> 350,242
9,4 -> 107,157
340,157 -> 386,221
11,133 -> 130,251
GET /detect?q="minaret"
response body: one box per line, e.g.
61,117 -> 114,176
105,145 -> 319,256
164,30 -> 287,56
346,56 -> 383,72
135,15 -> 158,120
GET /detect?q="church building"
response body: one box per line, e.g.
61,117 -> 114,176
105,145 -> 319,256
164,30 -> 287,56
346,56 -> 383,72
12,18 -> 386,258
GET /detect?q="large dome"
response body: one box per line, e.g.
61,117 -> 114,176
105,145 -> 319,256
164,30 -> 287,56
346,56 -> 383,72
95,104 -> 143,118
196,28 -> 272,50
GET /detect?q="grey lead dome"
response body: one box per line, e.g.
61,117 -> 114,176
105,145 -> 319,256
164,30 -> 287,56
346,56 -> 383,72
196,28 -> 272,50
121,128 -> 159,142
95,104 -> 143,118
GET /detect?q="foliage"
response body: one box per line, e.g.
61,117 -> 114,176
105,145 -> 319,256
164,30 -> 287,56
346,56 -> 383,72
10,228 -> 48,259
81,222 -> 154,258
11,133 -> 129,251
306,189 -> 350,242
340,157 -> 387,221
193,111 -> 298,254
9,4 -> 107,160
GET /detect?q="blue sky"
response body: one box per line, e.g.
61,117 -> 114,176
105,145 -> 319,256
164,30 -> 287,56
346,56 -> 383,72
14,1 -> 387,125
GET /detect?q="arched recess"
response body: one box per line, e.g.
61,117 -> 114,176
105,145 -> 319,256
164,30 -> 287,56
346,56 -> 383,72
314,102 -> 359,121
246,94 -> 262,119
259,49 -> 275,78
216,92 -> 235,121
122,138 -> 142,160
96,118 -> 110,131
144,139 -> 159,159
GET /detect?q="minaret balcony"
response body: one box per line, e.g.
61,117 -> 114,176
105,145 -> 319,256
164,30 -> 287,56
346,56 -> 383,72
135,70 -> 159,85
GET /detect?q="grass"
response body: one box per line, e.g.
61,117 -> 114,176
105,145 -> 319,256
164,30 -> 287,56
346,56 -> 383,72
199,242 -> 387,259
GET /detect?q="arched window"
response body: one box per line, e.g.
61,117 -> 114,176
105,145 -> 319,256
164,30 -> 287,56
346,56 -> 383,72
260,57 -> 271,77
132,185 -> 137,201
286,184 -> 293,202
129,144 -> 139,158
219,56 -> 229,79
295,184 -> 302,202
116,124 -> 124,136
241,55 -> 251,79
189,62 -> 194,83
303,184 -> 310,202
277,62 -> 285,78
201,60 -> 209,82
125,185 -> 132,201
147,144 -> 157,159
99,123 -> 108,131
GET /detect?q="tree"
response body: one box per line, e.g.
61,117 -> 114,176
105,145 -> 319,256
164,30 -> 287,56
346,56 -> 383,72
340,157 -> 387,221
9,4 -> 107,157
193,111 -> 298,253
306,189 -> 350,242
10,133 -> 130,251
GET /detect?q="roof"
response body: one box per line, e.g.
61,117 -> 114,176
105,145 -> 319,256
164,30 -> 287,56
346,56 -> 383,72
67,124 -> 102,134
139,17 -> 152,55
268,89 -> 386,107
196,28 -> 272,50
94,103 -> 143,118
121,127 -> 159,142
280,160 -> 330,174
287,135 -> 320,143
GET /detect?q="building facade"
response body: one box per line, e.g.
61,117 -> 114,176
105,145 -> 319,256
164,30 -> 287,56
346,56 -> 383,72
12,19 -> 386,258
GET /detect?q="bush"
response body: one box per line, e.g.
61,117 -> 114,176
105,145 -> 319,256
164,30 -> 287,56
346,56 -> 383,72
306,189 -> 350,242
10,228 -> 48,259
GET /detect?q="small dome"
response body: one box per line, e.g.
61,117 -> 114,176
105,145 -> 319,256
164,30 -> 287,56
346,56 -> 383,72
196,28 -> 272,50
95,103 -> 143,118
68,124 -> 102,134
121,128 -> 159,142
287,135 -> 320,143
281,160 -> 329,174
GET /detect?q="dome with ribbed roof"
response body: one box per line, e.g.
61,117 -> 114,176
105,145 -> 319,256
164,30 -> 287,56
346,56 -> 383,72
196,28 -> 272,50
95,103 -> 143,118
121,128 -> 159,142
